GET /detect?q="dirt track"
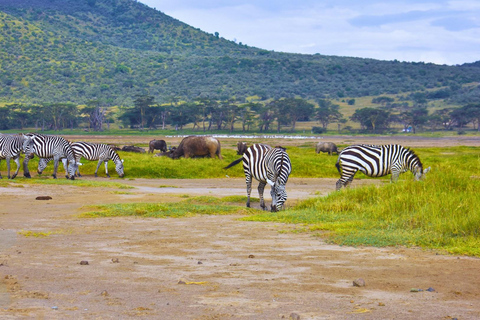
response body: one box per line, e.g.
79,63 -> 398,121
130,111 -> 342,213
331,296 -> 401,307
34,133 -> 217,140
1,135 -> 480,319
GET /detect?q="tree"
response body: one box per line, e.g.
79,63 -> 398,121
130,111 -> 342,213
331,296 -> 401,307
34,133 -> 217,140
133,95 -> 155,130
315,99 -> 342,130
463,103 -> 480,131
82,100 -> 106,131
351,108 -> 391,133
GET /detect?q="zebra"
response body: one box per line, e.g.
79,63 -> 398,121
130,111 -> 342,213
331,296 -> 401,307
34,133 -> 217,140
224,143 -> 292,212
68,141 -> 124,178
0,134 -> 25,179
335,144 -> 430,191
22,133 -> 78,180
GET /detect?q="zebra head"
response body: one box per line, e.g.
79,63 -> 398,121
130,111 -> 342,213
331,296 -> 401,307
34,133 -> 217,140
269,183 -> 287,212
413,166 -> 431,181
21,134 -> 35,158
115,159 -> 125,178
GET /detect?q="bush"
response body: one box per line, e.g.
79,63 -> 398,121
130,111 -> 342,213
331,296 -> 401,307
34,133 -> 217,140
311,126 -> 327,134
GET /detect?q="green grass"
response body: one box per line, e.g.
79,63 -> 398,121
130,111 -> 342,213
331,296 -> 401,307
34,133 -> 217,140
81,196 -> 256,218
244,147 -> 480,256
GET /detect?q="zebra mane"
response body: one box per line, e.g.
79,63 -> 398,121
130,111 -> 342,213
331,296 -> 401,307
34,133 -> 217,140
405,147 -> 423,170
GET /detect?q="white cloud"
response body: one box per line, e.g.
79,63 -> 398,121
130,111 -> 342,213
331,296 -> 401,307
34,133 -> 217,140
138,0 -> 480,65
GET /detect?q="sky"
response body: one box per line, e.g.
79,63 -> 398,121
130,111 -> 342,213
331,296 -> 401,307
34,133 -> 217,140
138,0 -> 480,66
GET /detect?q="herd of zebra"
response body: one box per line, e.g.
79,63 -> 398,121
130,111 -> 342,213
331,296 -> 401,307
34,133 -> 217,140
224,142 -> 430,211
0,133 -> 429,212
0,133 -> 124,180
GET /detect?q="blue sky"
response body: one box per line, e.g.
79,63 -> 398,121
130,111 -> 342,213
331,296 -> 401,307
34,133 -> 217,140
138,0 -> 480,65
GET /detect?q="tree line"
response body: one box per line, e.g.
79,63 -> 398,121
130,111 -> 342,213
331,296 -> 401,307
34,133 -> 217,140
1,96 -> 479,133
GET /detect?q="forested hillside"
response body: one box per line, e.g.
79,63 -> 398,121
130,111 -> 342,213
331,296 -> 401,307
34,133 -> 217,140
1,0 -> 480,106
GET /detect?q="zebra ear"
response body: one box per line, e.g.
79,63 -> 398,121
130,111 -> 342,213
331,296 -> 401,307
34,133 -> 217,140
77,162 -> 83,166
121,159 -> 124,163
424,167 -> 431,174
266,178 -> 275,187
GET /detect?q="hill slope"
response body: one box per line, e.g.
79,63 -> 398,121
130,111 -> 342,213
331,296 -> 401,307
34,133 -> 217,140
1,0 -> 480,105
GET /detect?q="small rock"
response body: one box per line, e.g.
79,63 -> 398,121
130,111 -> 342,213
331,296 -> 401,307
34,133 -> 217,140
36,196 -> 52,200
290,312 -> 300,320
248,254 -> 255,258
353,278 -> 365,287
178,279 -> 187,285
101,290 -> 109,296
426,287 -> 435,292
79,260 -> 89,265
51,306 -> 58,310
378,302 -> 385,306
410,288 -> 423,292
111,258 -> 119,263
197,261 -> 203,264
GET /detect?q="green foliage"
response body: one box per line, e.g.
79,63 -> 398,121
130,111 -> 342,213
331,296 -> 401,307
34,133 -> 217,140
0,0 -> 479,106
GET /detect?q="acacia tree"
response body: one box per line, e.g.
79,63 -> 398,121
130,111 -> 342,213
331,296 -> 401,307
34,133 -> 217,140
82,100 -> 106,131
315,99 -> 342,130
351,107 -> 391,133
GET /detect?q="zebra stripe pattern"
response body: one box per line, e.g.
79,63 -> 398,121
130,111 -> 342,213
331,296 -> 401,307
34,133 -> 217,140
71,141 -> 124,177
335,144 -> 430,190
0,134 -> 25,179
22,133 -> 77,180
225,143 -> 292,212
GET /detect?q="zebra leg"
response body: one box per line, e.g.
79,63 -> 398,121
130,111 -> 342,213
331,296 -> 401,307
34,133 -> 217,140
0,159 -> 2,179
245,173 -> 252,208
11,156 -> 20,179
391,171 -> 400,182
258,181 -> 267,210
104,161 -> 110,178
95,160 -> 104,177
6,157 -> 11,179
52,157 -> 60,179
23,157 -> 31,178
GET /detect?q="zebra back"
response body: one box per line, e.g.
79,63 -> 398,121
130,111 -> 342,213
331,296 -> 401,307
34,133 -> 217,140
72,142 -> 120,162
23,133 -> 76,162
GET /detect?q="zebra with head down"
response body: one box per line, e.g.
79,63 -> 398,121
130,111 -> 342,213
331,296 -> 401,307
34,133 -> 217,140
224,143 -> 292,212
335,144 -> 430,190
22,133 -> 79,180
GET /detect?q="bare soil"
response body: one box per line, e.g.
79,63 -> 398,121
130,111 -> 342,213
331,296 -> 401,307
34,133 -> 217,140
1,135 -> 480,319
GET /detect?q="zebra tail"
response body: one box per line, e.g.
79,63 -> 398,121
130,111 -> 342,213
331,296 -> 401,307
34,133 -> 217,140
335,158 -> 341,174
223,157 -> 243,169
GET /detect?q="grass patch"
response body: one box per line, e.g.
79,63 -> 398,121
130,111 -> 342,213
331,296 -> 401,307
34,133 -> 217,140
18,230 -> 53,238
244,147 -> 480,256
80,195 -> 258,218
4,176 -> 133,189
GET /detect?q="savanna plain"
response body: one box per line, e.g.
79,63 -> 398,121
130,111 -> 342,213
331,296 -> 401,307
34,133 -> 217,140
0,134 -> 479,319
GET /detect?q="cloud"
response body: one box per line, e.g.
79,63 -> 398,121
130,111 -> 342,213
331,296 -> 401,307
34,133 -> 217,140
138,0 -> 480,65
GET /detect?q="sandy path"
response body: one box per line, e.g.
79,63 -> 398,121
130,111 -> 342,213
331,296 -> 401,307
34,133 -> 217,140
0,176 -> 479,319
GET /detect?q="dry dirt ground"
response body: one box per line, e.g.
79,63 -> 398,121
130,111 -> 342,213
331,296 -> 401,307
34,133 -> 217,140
1,135 -> 480,319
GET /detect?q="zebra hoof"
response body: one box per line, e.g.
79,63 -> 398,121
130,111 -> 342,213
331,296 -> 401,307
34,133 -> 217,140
94,173 -> 98,177
106,174 -> 110,178
24,173 -> 31,178
70,176 -> 75,180
52,174 -> 57,179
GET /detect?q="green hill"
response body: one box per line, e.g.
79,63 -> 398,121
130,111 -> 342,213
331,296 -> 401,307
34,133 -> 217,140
1,0 -> 480,106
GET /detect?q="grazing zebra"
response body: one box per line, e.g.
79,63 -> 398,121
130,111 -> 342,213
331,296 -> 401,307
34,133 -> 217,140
22,133 -> 78,180
335,144 -> 430,191
69,142 -> 124,178
224,143 -> 292,212
0,134 -> 25,179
